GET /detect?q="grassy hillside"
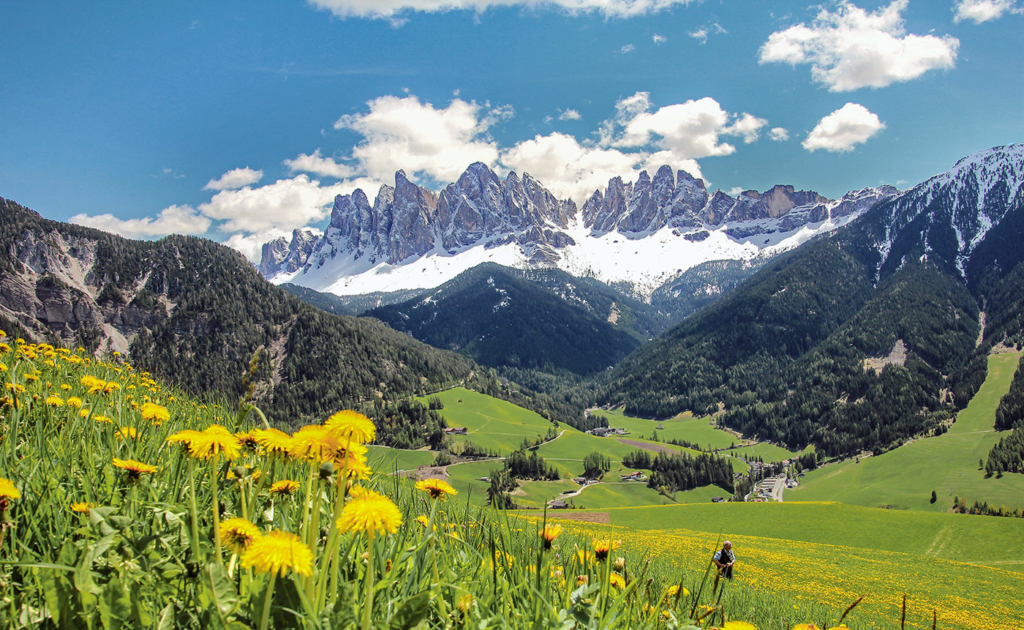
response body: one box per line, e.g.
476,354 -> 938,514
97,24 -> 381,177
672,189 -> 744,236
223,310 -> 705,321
366,445 -> 436,472
419,387 -> 555,455
599,407 -> 739,450
574,482 -> 728,508
792,352 -> 1024,512
556,517 -> 1024,629
722,442 -> 799,462
595,501 -> 1024,570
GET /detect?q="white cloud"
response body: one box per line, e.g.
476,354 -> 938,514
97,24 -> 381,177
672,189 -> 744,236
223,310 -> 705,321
499,132 -> 652,204
953,0 -> 1022,23
307,0 -> 699,19
802,103 -> 885,153
612,93 -> 762,160
688,28 -> 708,44
284,149 -> 357,179
558,109 -> 582,121
334,95 -> 504,183
726,186 -> 744,196
70,205 -> 211,239
203,167 -> 264,191
769,127 -> 790,142
223,230 -> 293,263
620,44 -> 636,53
725,113 -> 768,144
199,175 -> 362,234
759,1 -> 959,92
652,34 -> 667,44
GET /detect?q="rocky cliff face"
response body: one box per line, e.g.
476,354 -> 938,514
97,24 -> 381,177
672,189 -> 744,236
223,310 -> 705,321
259,161 -> 899,295
258,229 -> 319,278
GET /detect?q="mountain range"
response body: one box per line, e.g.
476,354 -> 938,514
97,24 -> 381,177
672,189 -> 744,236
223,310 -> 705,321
259,163 -> 896,297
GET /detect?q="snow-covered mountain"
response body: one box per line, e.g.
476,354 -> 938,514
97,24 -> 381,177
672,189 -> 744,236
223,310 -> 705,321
846,143 -> 1024,282
261,163 -> 897,296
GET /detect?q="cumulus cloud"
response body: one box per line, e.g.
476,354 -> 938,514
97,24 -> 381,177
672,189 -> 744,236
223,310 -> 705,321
953,0 -> 1022,23
802,103 -> 885,153
70,205 -> 211,239
198,175 -> 381,234
652,34 -> 667,44
284,149 -> 357,179
203,167 -> 264,191
769,127 -> 790,142
688,22 -> 725,45
612,93 -> 763,159
558,109 -> 582,121
307,0 -> 699,19
759,1 -> 959,92
334,95 -> 504,183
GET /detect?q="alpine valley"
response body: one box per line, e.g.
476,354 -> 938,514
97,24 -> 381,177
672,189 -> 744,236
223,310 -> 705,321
3,144 -> 1024,630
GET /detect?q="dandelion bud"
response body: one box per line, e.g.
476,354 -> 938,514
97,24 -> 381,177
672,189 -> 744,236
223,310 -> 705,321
319,461 -> 334,480
232,465 -> 248,480
613,557 -> 625,572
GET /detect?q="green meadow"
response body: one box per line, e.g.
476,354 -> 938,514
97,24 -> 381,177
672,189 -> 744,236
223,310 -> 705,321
366,445 -> 435,472
590,500 -> 1024,570
599,407 -> 738,450
721,442 -> 799,462
792,352 -> 1024,512
419,387 -> 554,454
574,481 -> 729,508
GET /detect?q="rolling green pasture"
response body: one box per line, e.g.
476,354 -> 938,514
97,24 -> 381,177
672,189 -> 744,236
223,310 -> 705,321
549,516 -> 1024,629
442,460 -> 499,506
598,500 -> 1024,570
420,387 -> 555,454
792,352 -> 1024,512
599,407 -> 738,450
575,482 -> 729,508
721,442 -> 799,462
366,445 -> 436,472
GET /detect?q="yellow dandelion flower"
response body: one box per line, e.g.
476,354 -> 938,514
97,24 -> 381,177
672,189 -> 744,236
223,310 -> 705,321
456,593 -> 474,613
414,478 -> 457,500
140,402 -> 170,425
0,362 -> 6,372
241,530 -> 313,577
592,539 -> 621,561
112,458 -> 158,479
539,524 -> 563,549
337,492 -> 402,536
721,623 -> 758,630
103,382 -> 120,394
66,396 -> 83,409
219,518 -> 262,554
575,549 -> 593,565
576,575 -> 588,587
44,395 -> 64,407
116,426 -> 138,440
25,374 -> 40,383
325,410 -> 376,445
94,414 -> 113,425
415,514 -> 432,528
270,479 -> 300,495
235,430 -> 259,450
288,424 -> 337,462
665,584 -> 690,600
254,428 -> 293,456
59,383 -> 71,391
187,427 -> 241,461
0,478 -> 21,501
609,573 -> 626,590
71,502 -> 97,514
166,429 -> 203,449
332,444 -> 371,479
0,344 -> 9,355
6,383 -> 25,394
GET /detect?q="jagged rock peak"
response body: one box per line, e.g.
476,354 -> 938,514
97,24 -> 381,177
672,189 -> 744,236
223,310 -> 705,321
258,228 -> 318,278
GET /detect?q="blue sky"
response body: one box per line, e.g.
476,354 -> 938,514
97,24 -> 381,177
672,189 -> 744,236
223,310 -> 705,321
1,0 -> 1022,259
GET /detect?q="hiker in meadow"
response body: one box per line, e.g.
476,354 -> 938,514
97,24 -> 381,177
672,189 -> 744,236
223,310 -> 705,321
713,540 -> 736,580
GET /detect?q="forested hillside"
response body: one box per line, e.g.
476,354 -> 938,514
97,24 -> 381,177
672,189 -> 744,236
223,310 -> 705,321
0,198 -> 479,429
367,263 -> 650,376
600,146 -> 1024,458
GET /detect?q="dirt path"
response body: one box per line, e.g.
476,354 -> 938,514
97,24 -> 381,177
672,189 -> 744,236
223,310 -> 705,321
617,438 -> 677,454
546,512 -> 611,525
555,481 -> 600,502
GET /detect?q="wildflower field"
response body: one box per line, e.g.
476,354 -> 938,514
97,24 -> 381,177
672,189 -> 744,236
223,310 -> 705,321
549,520 -> 1024,629
0,332 -> 1015,629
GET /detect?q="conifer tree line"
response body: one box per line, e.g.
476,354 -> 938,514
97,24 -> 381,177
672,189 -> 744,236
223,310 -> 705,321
622,450 -> 734,494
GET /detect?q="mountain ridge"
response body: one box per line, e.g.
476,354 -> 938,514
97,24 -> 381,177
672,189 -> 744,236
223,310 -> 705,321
261,162 -> 896,298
